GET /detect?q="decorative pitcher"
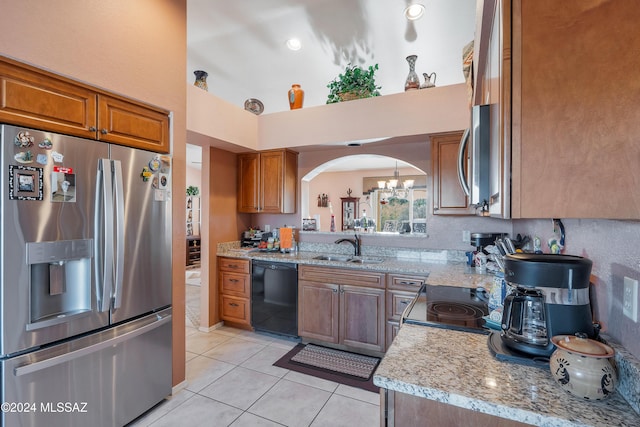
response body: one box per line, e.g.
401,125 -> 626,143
421,72 -> 437,89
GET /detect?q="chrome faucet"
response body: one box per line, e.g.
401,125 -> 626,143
335,234 -> 361,256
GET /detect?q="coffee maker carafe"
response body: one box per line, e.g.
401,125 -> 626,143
501,253 -> 595,357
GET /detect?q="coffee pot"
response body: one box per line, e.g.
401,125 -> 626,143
500,253 -> 595,357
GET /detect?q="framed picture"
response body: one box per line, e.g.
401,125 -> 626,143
9,165 -> 44,201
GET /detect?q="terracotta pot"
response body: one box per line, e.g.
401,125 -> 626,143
549,333 -> 617,400
288,84 -> 304,109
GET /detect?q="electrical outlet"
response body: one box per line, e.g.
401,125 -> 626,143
462,230 -> 471,244
623,277 -> 639,322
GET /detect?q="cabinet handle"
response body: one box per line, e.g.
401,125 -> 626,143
400,301 -> 409,305
229,303 -> 239,307
332,288 -> 338,293
101,129 -> 108,134
89,126 -> 97,132
229,279 -> 239,283
399,281 -> 420,286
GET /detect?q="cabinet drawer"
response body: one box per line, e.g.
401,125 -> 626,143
219,271 -> 250,298
386,290 -> 416,321
299,265 -> 384,289
220,295 -> 250,325
387,274 -> 426,291
218,257 -> 250,274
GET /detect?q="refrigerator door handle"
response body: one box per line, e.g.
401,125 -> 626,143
112,160 -> 125,310
96,158 -> 114,312
14,313 -> 171,377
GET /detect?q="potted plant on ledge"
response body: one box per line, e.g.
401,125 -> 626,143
326,63 -> 382,104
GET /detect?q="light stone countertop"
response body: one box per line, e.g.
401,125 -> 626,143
373,324 -> 640,427
218,246 -> 495,289
217,243 -> 639,425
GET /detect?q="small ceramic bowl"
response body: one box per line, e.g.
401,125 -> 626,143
549,333 -> 617,400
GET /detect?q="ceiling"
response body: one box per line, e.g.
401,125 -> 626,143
187,0 -> 476,114
185,0 -> 476,170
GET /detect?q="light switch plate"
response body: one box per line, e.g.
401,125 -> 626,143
462,230 -> 471,244
623,277 -> 638,322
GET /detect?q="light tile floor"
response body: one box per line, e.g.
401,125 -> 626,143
128,325 -> 380,427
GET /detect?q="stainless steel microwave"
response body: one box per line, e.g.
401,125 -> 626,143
457,104 -> 490,209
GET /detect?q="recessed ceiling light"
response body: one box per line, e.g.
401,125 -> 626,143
286,38 -> 302,51
404,4 -> 425,21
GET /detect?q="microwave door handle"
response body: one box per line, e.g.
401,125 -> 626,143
457,127 -> 471,197
112,160 -> 125,310
95,159 -> 114,313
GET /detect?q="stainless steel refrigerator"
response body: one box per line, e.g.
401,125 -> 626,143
0,124 -> 173,427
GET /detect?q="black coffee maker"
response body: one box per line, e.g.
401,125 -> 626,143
500,253 -> 595,357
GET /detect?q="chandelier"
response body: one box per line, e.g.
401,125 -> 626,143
377,162 -> 414,204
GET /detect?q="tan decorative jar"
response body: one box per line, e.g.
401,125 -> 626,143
549,333 -> 617,400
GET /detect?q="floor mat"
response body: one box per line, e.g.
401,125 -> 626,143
273,343 -> 380,393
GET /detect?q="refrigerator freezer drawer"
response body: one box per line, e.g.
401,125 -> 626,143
1,308 -> 172,427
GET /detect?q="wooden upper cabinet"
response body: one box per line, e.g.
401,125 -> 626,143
477,1 -> 640,219
0,57 -> 97,137
97,95 -> 170,152
238,152 -> 261,212
431,131 -> 475,215
237,149 -> 298,214
511,0 -> 640,218
0,56 -> 170,153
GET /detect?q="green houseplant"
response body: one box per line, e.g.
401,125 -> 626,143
186,186 -> 199,197
326,63 -> 381,104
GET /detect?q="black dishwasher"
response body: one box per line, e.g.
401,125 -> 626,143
251,260 -> 298,338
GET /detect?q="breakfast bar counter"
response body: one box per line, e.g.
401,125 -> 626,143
373,324 -> 640,427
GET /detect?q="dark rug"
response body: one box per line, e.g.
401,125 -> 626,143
273,343 -> 380,393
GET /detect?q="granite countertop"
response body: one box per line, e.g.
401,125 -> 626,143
374,324 -> 640,427
218,246 -> 495,289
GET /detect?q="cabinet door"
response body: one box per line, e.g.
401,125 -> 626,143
298,280 -> 339,343
97,95 -> 170,153
431,132 -> 475,215
386,390 -> 531,427
386,321 -> 400,350
511,0 -> 640,218
260,150 -> 284,213
0,57 -> 97,138
237,153 -> 260,213
340,285 -> 385,352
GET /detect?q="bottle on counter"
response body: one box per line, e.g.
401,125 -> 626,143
330,215 -> 336,232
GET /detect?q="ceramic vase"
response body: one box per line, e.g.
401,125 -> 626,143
193,70 -> 208,91
404,55 -> 420,91
288,84 -> 304,109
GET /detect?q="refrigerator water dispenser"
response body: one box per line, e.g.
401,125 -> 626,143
26,239 -> 93,330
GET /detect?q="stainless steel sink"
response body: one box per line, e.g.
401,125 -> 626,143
349,257 -> 385,264
313,255 -> 353,262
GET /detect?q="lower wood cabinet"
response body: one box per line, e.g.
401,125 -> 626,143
385,273 -> 425,350
218,257 -> 251,329
298,266 -> 385,353
382,390 -> 532,427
